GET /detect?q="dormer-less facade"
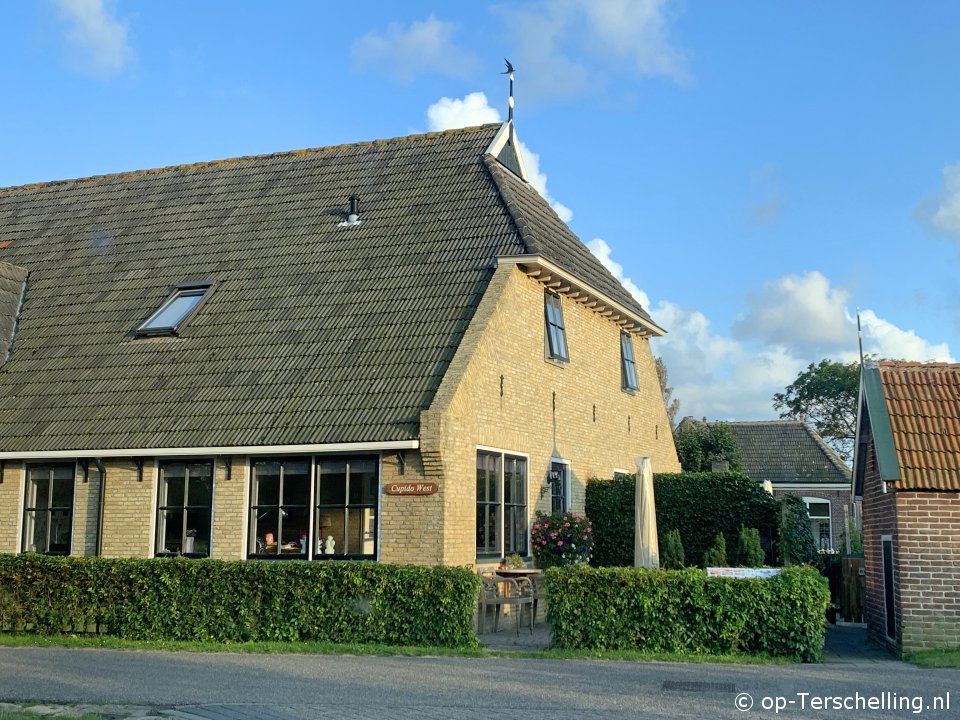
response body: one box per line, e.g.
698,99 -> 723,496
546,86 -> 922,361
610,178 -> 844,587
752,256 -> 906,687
0,123 -> 679,567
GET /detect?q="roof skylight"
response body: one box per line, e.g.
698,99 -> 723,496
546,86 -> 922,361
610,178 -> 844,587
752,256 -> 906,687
136,283 -> 211,336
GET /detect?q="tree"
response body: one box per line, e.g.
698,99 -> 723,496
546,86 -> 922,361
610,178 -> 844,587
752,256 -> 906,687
772,359 -> 859,461
778,495 -> 820,568
673,419 -> 742,473
703,532 -> 727,567
661,528 -> 685,569
737,526 -> 765,567
655,356 -> 680,427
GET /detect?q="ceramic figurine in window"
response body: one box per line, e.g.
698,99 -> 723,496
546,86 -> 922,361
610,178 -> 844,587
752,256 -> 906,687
325,535 -> 335,554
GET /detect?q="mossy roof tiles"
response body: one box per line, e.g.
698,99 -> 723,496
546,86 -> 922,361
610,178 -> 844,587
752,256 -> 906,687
721,420 -> 851,485
0,123 -> 652,453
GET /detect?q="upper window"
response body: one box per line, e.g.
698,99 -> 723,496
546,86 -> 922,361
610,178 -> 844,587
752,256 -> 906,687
22,464 -> 75,555
137,282 -> 211,336
544,292 -> 569,361
156,461 -> 213,557
621,333 -> 639,390
476,450 -> 528,558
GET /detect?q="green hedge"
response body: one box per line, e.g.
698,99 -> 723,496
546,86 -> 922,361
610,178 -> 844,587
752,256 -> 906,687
586,472 -> 779,567
0,555 -> 480,648
546,565 -> 829,661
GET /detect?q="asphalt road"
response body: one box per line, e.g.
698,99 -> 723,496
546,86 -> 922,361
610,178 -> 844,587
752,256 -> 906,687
1,647 -> 958,720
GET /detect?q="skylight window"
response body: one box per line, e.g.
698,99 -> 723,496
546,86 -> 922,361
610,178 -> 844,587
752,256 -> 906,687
136,282 -> 211,336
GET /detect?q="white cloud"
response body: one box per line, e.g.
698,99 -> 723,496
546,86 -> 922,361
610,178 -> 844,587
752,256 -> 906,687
426,92 -> 573,222
587,238 -> 649,307
351,16 -> 477,83
916,162 -> 960,241
858,310 -> 954,363
495,0 -> 688,102
732,271 -> 854,352
54,0 -> 132,78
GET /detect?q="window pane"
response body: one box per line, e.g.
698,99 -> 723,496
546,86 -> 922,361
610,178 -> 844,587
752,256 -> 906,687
318,460 -> 347,505
187,463 -> 213,506
142,290 -> 204,330
808,502 -> 830,518
320,509 -> 345,556
27,469 -> 50,510
49,510 -> 71,552
163,466 -> 186,508
282,461 -> 310,506
161,508 -> 185,554
185,508 -> 211,556
347,460 -> 377,505
280,507 -> 308,554
253,509 -> 280,554
24,511 -> 47,553
254,462 -> 281,506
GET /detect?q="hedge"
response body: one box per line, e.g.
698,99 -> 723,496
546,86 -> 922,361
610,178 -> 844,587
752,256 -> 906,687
586,472 -> 780,567
0,554 -> 481,648
546,565 -> 829,661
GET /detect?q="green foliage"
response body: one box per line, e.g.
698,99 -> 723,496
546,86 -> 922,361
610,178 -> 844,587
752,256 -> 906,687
737,527 -> 765,568
661,529 -> 685,569
0,555 -> 480,648
586,472 -> 779,568
839,519 -> 864,555
530,511 -> 593,568
773,358 -> 859,461
703,533 -> 727,567
674,421 -> 742,472
546,565 -> 830,661
778,495 -> 820,568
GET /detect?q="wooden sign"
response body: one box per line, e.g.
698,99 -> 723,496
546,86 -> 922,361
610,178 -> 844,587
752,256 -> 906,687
384,482 -> 438,496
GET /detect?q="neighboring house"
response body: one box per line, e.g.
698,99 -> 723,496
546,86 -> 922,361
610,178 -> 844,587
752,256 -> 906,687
723,420 -> 852,551
854,360 -> 960,653
0,121 -> 680,568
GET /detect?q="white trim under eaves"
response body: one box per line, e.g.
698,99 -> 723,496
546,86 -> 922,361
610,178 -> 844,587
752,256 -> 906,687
0,439 -> 419,461
768,483 -> 852,490
498,254 -> 666,337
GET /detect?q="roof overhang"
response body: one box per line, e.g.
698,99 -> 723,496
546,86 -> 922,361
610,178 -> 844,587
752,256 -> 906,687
498,254 -> 666,337
0,439 -> 419,461
860,362 -> 901,485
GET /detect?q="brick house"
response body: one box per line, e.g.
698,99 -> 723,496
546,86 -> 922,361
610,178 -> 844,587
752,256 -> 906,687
724,420 -> 853,551
854,360 -> 960,652
0,121 -> 680,568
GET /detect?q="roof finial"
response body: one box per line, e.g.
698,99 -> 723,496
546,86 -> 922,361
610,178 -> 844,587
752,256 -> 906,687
503,59 -> 515,122
857,308 -> 864,366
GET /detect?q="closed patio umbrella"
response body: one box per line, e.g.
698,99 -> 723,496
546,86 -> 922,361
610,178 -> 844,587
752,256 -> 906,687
634,456 -> 660,568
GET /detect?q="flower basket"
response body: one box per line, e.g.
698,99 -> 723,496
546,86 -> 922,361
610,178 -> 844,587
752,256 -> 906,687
531,510 -> 593,568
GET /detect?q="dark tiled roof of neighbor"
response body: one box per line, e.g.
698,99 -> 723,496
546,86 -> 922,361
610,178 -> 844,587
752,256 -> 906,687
722,420 -> 851,485
0,123 -> 651,453
0,261 -> 28,362
875,361 -> 960,491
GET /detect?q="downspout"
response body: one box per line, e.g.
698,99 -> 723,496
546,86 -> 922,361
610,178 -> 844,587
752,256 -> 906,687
95,458 -> 106,556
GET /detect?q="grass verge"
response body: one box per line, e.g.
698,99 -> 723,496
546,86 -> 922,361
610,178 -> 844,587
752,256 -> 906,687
904,648 -> 960,668
0,632 -> 795,664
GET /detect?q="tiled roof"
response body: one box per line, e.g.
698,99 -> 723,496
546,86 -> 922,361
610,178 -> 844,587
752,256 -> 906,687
875,361 -> 960,491
722,420 -> 851,485
0,123 -> 653,453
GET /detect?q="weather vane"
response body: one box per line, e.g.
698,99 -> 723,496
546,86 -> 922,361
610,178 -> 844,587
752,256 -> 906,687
503,59 -> 514,122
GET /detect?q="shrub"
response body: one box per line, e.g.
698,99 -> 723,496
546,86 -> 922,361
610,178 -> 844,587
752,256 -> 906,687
0,554 -> 480,648
737,527 -> 765,567
703,533 -> 727,567
778,495 -> 820,568
546,565 -> 829,661
531,511 -> 593,568
674,421 -> 743,472
661,529 -> 685,569
586,472 -> 779,567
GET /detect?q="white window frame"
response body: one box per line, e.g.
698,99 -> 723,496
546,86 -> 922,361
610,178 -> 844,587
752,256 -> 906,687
548,457 -> 571,514
803,496 -> 832,551
476,446 -> 530,559
136,281 -> 212,336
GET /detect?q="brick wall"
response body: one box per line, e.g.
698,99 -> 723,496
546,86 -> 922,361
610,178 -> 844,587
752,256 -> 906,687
99,459 -> 156,558
0,461 -> 23,553
861,428 -> 899,652
894,490 -> 960,652
423,265 -> 680,567
211,457 -> 247,561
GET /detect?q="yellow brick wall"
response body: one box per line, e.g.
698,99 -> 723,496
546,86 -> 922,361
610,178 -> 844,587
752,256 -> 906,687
379,449 -> 444,565
99,459 -> 156,558
423,264 -> 680,567
72,464 -> 100,557
0,461 -> 23,553
211,457 -> 248,561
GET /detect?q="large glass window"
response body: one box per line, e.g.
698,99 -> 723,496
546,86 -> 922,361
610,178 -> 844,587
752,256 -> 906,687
476,450 -> 527,558
804,497 -> 832,551
316,456 -> 378,559
621,332 -> 639,390
544,292 -> 569,361
250,459 -> 310,557
22,464 -> 75,555
156,461 -> 213,557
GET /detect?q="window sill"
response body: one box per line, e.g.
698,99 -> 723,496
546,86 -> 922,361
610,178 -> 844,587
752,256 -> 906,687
544,356 -> 568,368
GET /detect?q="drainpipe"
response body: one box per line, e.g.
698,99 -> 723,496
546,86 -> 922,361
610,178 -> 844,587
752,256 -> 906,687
95,458 -> 106,556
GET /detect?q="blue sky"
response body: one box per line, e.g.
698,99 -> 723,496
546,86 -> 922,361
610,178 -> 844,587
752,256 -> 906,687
3,1 -> 959,422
